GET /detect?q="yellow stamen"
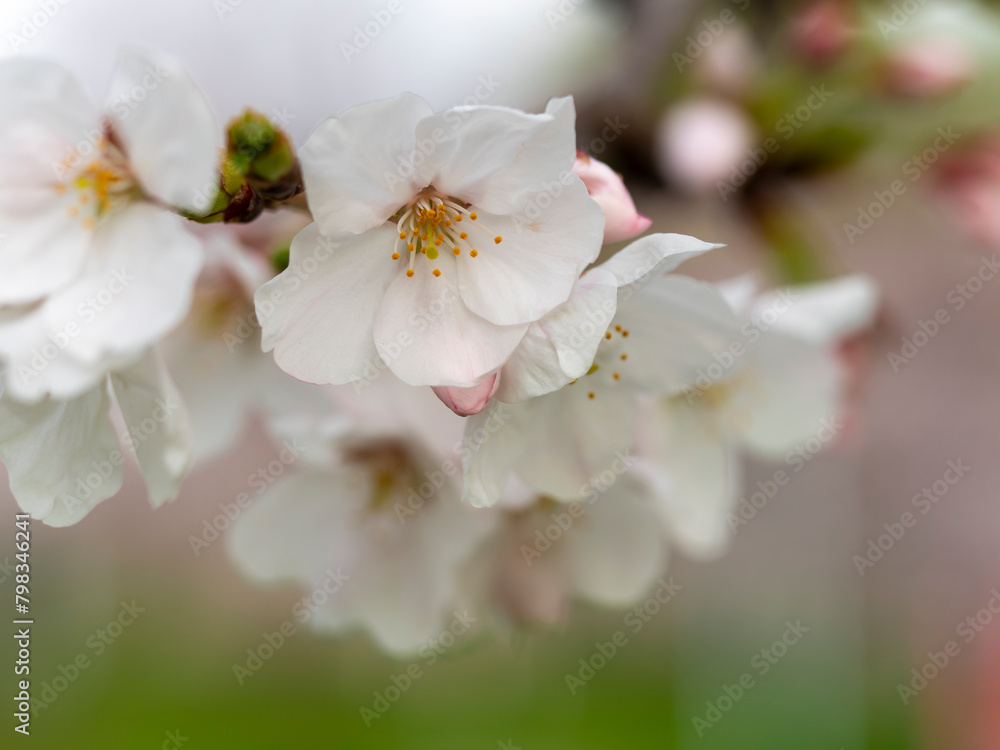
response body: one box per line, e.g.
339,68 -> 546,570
433,268 -> 442,277
391,252 -> 400,260
470,249 -> 478,258
494,236 -> 502,244
406,269 -> 415,278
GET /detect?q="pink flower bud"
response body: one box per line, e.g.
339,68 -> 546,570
573,152 -> 652,243
432,372 -> 501,416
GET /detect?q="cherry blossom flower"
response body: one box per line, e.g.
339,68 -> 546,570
487,478 -> 668,628
639,274 -> 879,558
255,94 -> 605,389
163,213 -> 342,465
0,47 -> 218,403
0,350 -> 191,526
227,398 -> 494,656
461,233 -> 739,508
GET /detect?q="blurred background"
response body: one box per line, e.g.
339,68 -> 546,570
2,0 -> 999,747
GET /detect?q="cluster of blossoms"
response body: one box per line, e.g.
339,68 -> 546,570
0,48 -> 877,654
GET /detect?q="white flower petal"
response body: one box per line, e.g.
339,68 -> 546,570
41,202 -> 203,367
0,58 -> 98,304
644,398 -> 737,559
760,274 -> 880,344
495,268 -> 618,403
514,384 -> 637,501
611,276 -> 743,394
0,305 -> 140,403
416,96 -> 578,215
228,469 -> 364,582
455,178 -> 604,326
0,56 -> 95,139
109,349 -> 191,508
300,93 -> 434,236
728,332 -> 840,458
599,233 -> 723,288
565,474 -> 668,607
161,315 -> 256,464
256,223 -> 398,385
373,252 -> 527,386
0,383 -> 122,526
462,399 -> 532,508
714,273 -> 762,316
0,199 -> 92,306
106,46 -> 219,213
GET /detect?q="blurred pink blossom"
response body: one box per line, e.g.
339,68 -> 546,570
885,39 -> 973,98
655,98 -> 757,195
935,135 -> 1000,246
790,0 -> 854,66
